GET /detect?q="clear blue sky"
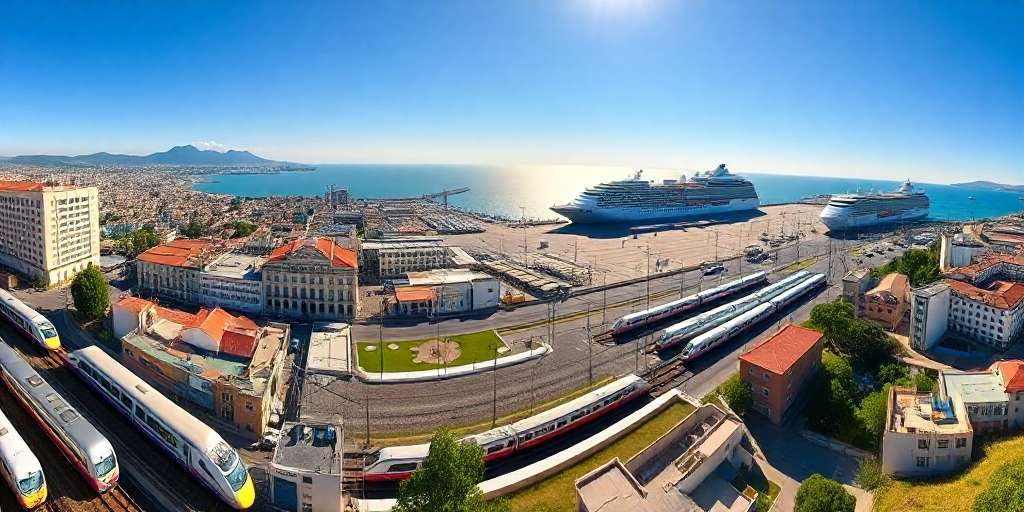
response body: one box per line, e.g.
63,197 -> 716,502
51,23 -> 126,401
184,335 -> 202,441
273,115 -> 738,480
2,1 -> 1022,183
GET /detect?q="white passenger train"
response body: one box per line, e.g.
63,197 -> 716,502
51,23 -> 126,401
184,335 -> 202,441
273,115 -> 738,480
679,273 -> 826,361
611,272 -> 767,335
0,289 -> 60,351
363,375 -> 650,481
67,346 -> 255,509
0,341 -> 119,494
0,405 -> 46,509
655,271 -> 812,351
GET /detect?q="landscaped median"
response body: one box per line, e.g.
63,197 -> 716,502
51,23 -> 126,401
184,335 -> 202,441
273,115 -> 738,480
354,329 -> 551,383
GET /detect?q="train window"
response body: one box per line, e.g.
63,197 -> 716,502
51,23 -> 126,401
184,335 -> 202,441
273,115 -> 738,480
119,393 -> 132,409
134,405 -> 146,420
198,459 -> 216,481
556,420 -> 567,428
388,463 -> 418,473
522,433 -> 534,441
506,440 -> 514,448
487,445 -> 503,454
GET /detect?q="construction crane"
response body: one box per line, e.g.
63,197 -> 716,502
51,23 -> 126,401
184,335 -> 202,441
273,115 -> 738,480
422,187 -> 470,209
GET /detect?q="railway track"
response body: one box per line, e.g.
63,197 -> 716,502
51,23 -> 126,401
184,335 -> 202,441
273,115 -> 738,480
0,324 -> 230,512
641,354 -> 692,396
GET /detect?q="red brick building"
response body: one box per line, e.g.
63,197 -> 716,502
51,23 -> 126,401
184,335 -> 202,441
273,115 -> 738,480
739,324 -> 824,424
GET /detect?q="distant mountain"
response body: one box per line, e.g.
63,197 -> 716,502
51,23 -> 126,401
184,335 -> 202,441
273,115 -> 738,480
952,180 -> 1024,193
8,145 -> 288,167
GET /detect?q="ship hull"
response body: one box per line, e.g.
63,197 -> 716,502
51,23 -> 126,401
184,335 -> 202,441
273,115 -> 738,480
552,198 -> 759,224
819,205 -> 928,231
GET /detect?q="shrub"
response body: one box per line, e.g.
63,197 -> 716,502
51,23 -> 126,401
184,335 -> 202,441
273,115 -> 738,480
855,457 -> 889,491
973,457 -> 1024,512
705,374 -> 752,416
795,474 -> 856,512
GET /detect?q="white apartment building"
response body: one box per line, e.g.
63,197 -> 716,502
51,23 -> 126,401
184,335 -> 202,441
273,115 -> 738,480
0,181 -> 100,286
358,238 -> 448,282
909,282 -> 950,352
199,252 -> 265,314
946,279 -> 1024,350
882,386 -> 973,477
136,239 -> 213,305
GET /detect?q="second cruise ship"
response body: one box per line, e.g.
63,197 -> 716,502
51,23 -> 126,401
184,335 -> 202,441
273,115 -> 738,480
819,180 -> 929,231
551,164 -> 759,224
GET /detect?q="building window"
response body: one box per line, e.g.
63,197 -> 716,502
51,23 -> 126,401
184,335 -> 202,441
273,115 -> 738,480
762,387 -> 769,396
956,437 -> 967,448
302,476 -> 313,484
918,439 -> 929,449
937,439 -> 949,449
916,456 -> 929,468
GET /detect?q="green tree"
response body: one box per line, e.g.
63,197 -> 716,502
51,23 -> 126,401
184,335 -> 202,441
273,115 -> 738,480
810,299 -> 899,371
973,457 -> 1024,512
706,374 -> 753,416
394,428 -> 509,512
70,263 -> 109,321
856,386 -> 890,445
226,220 -> 257,238
795,474 -> 856,512
805,352 -> 856,435
913,372 -> 936,393
873,246 -> 940,287
877,362 -> 909,385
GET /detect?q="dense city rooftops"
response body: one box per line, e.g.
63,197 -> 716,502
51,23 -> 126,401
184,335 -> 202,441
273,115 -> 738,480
137,239 -> 214,268
945,279 -> 1024,310
192,308 -> 261,358
738,324 -> 822,375
268,237 -> 357,268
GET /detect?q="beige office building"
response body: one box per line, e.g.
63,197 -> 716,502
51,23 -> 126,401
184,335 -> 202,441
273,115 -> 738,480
0,181 -> 100,286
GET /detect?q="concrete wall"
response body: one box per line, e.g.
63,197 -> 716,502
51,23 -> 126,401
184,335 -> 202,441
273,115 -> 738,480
112,303 -> 142,340
881,429 -> 972,477
471,277 -> 500,310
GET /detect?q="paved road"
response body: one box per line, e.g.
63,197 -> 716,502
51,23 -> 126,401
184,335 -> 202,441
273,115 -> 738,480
308,235 -> 902,436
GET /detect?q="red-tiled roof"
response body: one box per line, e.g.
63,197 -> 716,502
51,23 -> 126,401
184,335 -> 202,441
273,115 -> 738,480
116,296 -> 155,314
994,360 -> 1024,392
951,253 -> 1024,279
268,238 -> 357,268
945,279 -> 1024,310
0,180 -> 45,192
190,307 -> 259,357
137,239 -> 212,268
867,273 -> 909,298
739,324 -> 823,375
395,286 -> 435,302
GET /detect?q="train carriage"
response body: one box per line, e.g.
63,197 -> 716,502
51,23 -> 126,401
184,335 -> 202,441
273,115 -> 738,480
0,341 -> 118,494
611,272 -> 767,335
0,289 -> 60,351
0,406 -> 46,509
67,346 -> 255,510
363,375 -> 650,481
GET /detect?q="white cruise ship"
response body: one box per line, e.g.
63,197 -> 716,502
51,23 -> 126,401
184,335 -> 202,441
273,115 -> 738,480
819,180 -> 929,231
551,165 -> 759,224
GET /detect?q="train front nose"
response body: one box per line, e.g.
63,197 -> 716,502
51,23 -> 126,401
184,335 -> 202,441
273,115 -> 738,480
233,473 -> 256,509
21,485 -> 47,509
43,336 -> 61,350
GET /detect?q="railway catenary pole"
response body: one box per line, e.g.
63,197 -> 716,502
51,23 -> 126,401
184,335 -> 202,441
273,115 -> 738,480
365,392 -> 371,448
379,296 -> 386,380
586,305 -> 593,386
491,341 -> 498,428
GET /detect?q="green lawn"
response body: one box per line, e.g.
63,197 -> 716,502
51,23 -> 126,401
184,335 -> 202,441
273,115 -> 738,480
505,402 -> 696,512
357,329 -> 507,373
873,435 -> 1024,511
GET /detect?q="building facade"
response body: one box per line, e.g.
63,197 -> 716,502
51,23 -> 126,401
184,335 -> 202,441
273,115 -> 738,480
910,282 -> 950,352
199,252 -> 265,314
946,279 -> 1024,350
882,386 -> 972,477
136,239 -> 213,305
842,268 -> 873,317
389,269 -> 500,317
263,238 -> 359,320
0,181 -> 100,286
115,296 -> 288,441
864,273 -> 909,330
738,324 -> 823,425
358,238 -> 448,283
940,362 -> 1024,434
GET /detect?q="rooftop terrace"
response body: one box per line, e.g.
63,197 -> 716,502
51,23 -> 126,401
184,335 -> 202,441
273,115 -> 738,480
272,422 -> 342,475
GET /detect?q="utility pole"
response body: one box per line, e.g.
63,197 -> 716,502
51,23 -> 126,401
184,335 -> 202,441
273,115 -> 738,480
573,239 -> 578,263
645,242 -> 652,314
520,206 -> 528,267
491,341 -> 498,428
378,296 -> 385,380
364,394 -> 370,448
586,305 -> 593,386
